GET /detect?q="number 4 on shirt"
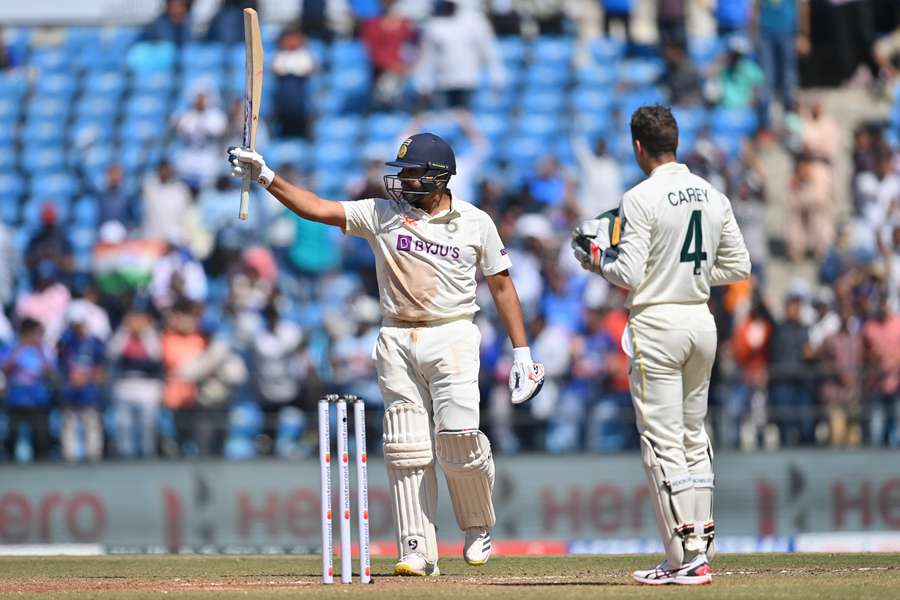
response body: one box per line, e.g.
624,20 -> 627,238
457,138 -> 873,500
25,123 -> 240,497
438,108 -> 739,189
680,209 -> 707,275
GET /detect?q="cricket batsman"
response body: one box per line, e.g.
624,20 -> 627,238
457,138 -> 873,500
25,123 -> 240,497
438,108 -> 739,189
228,133 -> 544,576
572,106 -> 751,585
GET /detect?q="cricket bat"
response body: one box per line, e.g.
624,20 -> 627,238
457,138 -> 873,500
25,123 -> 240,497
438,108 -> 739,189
239,7 -> 263,221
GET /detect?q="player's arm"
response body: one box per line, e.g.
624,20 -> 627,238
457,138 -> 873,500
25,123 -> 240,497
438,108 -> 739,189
485,270 -> 528,349
228,147 -> 346,229
709,195 -> 752,286
601,192 -> 652,290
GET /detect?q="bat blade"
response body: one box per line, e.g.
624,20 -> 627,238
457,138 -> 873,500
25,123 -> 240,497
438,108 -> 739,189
239,7 -> 263,221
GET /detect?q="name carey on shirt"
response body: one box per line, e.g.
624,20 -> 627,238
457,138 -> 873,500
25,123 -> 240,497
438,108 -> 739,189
396,234 -> 461,260
667,187 -> 709,207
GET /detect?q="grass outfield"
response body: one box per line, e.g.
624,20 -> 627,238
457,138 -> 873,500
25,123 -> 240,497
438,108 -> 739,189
0,554 -> 898,599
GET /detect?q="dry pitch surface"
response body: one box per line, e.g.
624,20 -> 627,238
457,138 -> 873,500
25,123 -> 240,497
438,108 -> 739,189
0,554 -> 897,599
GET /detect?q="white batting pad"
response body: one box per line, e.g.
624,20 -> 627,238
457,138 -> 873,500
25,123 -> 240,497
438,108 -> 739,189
383,402 -> 438,562
640,435 -> 698,567
435,430 -> 496,530
692,471 -> 716,560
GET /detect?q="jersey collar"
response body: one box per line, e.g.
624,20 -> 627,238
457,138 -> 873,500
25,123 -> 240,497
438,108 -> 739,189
649,161 -> 690,177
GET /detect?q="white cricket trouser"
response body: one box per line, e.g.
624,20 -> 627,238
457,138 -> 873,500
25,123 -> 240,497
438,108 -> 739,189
375,317 -> 481,431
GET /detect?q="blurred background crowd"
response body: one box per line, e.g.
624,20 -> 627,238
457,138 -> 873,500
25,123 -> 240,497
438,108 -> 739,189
0,0 -> 899,463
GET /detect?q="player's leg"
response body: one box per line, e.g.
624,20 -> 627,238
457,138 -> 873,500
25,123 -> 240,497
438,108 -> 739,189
376,327 -> 440,575
682,330 -> 718,564
628,326 -> 698,583
420,320 -> 496,566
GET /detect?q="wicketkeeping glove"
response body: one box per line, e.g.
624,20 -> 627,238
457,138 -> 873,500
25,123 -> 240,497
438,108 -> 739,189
227,146 -> 275,188
508,346 -> 545,404
571,207 -> 622,274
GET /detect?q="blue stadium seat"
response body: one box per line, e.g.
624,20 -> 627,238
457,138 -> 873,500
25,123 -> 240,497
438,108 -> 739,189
70,118 -> 115,146
74,44 -> 125,72
23,146 -> 66,173
274,407 -> 307,459
72,196 -> 100,228
0,174 -> 25,201
267,139 -> 309,169
532,37 -> 575,66
23,196 -> 71,227
132,70 -> 175,95
126,41 -> 178,74
119,141 -> 162,172
590,37 -> 626,62
64,27 -> 102,53
618,86 -> 667,119
313,141 -> 360,170
32,173 -> 78,202
473,112 -> 510,144
571,111 -> 614,139
672,106 -> 708,134
30,47 -> 70,73
123,95 -> 170,120
688,37 -> 725,69
570,87 -> 615,113
711,108 -> 757,136
75,95 -> 121,121
0,143 -> 16,171
520,89 -> 565,114
21,118 -> 66,144
574,64 -> 618,87
365,112 -> 408,143
83,144 -> 114,174
327,65 -> 372,96
472,88 -> 514,112
313,115 -> 363,142
181,42 -> 226,71
0,72 -> 30,100
314,169 -> 359,198
223,403 -> 264,461
35,72 -> 78,98
517,113 -> 560,139
329,39 -> 369,68
501,135 -> 546,170
0,97 -> 21,122
25,97 -> 70,121
711,132 -> 744,158
107,27 -> 142,53
84,71 -> 127,97
618,59 -> 664,87
70,226 -> 97,253
498,37 -> 526,65
524,65 -> 571,88
118,117 -> 167,145
0,199 -> 16,226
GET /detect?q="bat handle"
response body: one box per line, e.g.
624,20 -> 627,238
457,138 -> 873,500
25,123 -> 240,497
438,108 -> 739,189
239,174 -> 250,220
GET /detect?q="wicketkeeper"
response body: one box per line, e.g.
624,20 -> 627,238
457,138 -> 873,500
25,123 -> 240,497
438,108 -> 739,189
228,133 -> 543,576
572,106 -> 751,585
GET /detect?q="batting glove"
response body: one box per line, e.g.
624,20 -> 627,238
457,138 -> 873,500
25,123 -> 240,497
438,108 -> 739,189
571,231 -> 619,274
227,146 -> 274,188
508,346 -> 545,404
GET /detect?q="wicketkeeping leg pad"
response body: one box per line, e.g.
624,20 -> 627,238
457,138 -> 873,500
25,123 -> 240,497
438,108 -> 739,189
640,435 -> 696,567
383,402 -> 438,562
435,429 -> 496,530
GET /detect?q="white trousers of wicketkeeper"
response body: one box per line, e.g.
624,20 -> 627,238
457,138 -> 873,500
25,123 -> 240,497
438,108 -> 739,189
625,304 -> 717,567
375,317 -> 496,563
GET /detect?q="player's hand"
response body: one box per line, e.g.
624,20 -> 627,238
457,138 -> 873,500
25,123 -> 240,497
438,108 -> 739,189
508,346 -> 545,404
571,209 -> 621,274
227,146 -> 274,188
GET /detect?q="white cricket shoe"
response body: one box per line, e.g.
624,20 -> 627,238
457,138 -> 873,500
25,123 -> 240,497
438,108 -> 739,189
674,553 -> 712,585
632,559 -> 679,585
393,552 -> 440,577
463,527 -> 492,566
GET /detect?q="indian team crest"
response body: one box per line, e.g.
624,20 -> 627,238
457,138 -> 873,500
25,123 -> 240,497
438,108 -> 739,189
397,138 -> 412,159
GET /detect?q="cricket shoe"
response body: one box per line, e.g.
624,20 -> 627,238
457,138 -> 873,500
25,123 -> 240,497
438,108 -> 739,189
463,527 -> 492,566
393,553 -> 440,577
632,559 -> 679,585
674,553 -> 712,585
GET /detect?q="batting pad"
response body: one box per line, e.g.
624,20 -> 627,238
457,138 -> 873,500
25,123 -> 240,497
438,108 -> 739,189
436,430 -> 496,530
383,402 -> 438,562
692,471 -> 716,560
640,435 -> 698,567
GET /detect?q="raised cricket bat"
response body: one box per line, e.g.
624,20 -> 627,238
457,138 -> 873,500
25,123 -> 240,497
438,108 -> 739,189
239,7 -> 263,220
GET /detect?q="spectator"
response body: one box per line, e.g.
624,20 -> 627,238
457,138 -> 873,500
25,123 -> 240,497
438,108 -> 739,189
2,319 -> 56,460
801,99 -> 841,166
94,164 -> 140,231
142,0 -> 192,47
728,291 -> 773,449
206,0 -> 256,44
787,153 -> 834,262
330,295 -> 381,404
161,302 -> 206,456
488,0 -> 522,36
0,26 -> 23,70
657,42 -> 703,106
57,305 -> 106,462
729,140 -> 768,280
173,88 -> 227,191
602,0 -> 633,44
107,301 -> 163,458
299,0 -> 335,42
225,98 -> 270,150
150,241 -> 208,312
754,0 -> 810,118
768,291 -> 816,445
67,281 -> 111,342
862,295 -> 900,446
808,287 -> 841,353
25,203 -> 73,283
414,0 -> 505,110
360,0 -> 417,111
572,136 -> 623,219
818,303 -> 863,447
16,261 -> 71,345
714,36 -> 765,119
252,298 -> 303,410
657,0 -> 687,51
271,28 -> 317,140
873,24 -> 900,85
883,220 -> 900,311
854,148 -> 899,235
523,156 -> 574,209
0,222 -> 17,309
827,0 -> 877,85
142,160 -> 192,245
715,0 -> 751,36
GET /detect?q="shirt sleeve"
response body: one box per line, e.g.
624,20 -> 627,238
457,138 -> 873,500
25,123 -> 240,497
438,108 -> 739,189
601,191 -> 652,290
479,214 -> 512,276
709,193 -> 752,286
339,198 -> 379,239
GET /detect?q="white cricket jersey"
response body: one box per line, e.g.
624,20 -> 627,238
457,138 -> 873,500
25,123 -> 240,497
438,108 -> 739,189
602,162 -> 751,329
341,197 -> 512,323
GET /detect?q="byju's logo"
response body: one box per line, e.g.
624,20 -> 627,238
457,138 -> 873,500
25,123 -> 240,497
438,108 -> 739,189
394,234 -> 461,260
396,234 -> 412,251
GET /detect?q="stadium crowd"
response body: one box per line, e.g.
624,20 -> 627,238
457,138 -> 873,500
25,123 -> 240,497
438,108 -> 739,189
0,0 -> 899,462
